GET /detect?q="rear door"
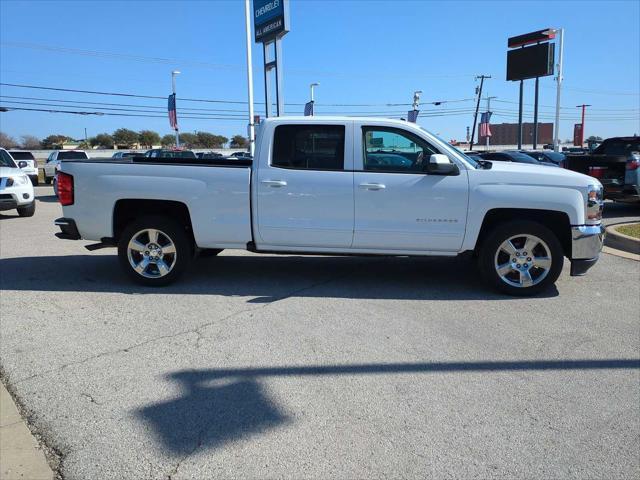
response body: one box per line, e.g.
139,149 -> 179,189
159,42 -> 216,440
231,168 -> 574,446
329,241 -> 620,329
353,125 -> 469,252
255,122 -> 354,248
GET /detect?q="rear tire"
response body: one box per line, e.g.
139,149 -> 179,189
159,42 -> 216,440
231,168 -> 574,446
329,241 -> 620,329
478,220 -> 564,296
17,202 -> 36,217
44,175 -> 52,185
117,215 -> 193,286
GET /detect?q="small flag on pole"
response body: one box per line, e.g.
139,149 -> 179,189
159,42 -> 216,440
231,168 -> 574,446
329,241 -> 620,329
407,110 -> 419,123
479,111 -> 492,137
168,94 -> 178,130
304,101 -> 314,116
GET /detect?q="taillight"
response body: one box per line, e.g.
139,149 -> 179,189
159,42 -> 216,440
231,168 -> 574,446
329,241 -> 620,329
627,153 -> 640,170
588,166 -> 606,179
57,172 -> 74,206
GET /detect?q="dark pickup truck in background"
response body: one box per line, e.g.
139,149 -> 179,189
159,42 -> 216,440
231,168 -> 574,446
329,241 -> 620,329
563,136 -> 640,204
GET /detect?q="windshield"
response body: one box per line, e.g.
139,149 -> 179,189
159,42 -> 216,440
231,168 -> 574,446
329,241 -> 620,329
58,151 -> 89,160
418,127 -> 479,168
9,151 -> 35,160
1,149 -> 18,168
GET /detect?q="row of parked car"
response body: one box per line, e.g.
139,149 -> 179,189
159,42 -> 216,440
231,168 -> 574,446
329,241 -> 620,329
464,149 -> 565,167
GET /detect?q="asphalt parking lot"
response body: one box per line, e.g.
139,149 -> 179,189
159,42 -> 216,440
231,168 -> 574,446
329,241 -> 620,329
1,187 -> 639,479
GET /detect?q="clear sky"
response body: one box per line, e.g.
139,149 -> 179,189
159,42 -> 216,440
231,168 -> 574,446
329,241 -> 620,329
1,0 -> 638,144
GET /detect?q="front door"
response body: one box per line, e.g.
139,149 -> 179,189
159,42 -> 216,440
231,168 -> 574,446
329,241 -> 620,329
256,122 -> 354,248
353,126 -> 469,252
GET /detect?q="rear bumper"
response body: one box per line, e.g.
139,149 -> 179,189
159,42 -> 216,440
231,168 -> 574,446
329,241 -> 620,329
570,225 -> 605,276
54,217 -> 81,240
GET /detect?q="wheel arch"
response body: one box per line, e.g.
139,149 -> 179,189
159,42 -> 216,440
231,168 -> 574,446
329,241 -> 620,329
474,208 -> 572,258
113,199 -> 195,245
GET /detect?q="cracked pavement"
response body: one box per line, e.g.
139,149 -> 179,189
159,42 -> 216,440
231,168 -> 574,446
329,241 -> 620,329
1,187 -> 639,479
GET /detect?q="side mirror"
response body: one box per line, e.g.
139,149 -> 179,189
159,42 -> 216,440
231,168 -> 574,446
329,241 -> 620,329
18,161 -> 28,169
425,154 -> 460,176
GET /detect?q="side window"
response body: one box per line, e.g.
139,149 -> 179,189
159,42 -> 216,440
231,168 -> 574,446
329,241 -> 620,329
47,153 -> 53,163
272,125 -> 345,170
362,127 -> 438,173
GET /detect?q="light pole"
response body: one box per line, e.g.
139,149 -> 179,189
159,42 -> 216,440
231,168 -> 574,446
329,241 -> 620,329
545,28 -> 564,152
244,0 -> 255,156
172,70 -> 181,147
310,82 -> 320,103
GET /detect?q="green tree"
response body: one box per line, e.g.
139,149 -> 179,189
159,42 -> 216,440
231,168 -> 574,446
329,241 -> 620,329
20,135 -> 42,149
0,132 -> 18,149
90,133 -> 115,149
138,130 -> 161,149
178,132 -> 197,147
161,134 -> 176,147
230,135 -> 248,148
41,134 -> 71,149
195,131 -> 224,148
587,135 -> 603,141
112,128 -> 139,147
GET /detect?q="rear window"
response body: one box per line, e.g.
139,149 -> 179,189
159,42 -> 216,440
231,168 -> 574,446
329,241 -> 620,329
158,151 -> 197,159
58,151 -> 89,160
272,125 -> 345,170
8,151 -> 35,160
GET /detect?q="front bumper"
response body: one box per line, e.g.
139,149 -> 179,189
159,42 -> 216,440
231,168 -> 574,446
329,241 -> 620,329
570,224 -> 605,276
0,189 -> 34,210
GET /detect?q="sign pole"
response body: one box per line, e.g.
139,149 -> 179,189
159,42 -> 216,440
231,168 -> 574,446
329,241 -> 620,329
533,76 -> 539,149
469,75 -> 489,151
275,37 -> 284,116
517,80 -> 523,149
263,42 -> 272,118
244,0 -> 255,155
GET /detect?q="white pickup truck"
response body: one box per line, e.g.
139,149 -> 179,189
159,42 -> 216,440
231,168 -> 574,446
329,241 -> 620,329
55,117 -> 605,296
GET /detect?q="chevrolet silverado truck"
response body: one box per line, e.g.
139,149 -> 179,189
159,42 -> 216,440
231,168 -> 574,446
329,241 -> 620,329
563,136 -> 640,204
54,117 -> 605,296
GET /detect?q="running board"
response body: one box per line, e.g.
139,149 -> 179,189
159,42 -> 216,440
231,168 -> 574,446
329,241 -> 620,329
85,238 -> 116,251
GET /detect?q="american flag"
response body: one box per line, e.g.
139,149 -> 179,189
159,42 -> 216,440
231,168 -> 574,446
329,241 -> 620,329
407,109 -> 419,123
304,101 -> 314,116
479,111 -> 492,137
168,94 -> 178,130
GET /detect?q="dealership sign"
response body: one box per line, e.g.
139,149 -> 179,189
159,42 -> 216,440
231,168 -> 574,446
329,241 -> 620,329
254,0 -> 290,43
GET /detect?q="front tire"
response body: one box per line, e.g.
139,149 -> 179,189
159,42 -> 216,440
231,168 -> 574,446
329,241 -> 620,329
117,216 -> 192,286
17,202 -> 36,217
478,220 -> 564,296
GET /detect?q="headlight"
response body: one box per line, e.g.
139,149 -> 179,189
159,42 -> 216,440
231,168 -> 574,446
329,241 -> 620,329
586,184 -> 603,224
6,175 -> 29,187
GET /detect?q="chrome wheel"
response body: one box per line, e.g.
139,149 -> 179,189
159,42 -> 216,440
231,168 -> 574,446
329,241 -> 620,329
494,234 -> 552,288
126,228 -> 177,278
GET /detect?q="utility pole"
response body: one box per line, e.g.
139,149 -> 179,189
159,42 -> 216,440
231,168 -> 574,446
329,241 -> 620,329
244,0 -> 255,156
84,127 -> 88,144
171,70 -> 181,148
576,104 -> 591,146
469,75 -> 490,151
551,28 -> 564,152
485,96 -> 497,150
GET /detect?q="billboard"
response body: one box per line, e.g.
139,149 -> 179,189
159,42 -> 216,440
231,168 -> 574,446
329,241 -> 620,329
506,42 -> 555,81
254,0 -> 290,43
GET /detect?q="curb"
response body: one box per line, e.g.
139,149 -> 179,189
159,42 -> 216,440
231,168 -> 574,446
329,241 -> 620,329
605,223 -> 640,255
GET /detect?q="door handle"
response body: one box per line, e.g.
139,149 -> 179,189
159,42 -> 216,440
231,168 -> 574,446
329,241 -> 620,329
261,180 -> 287,187
359,182 -> 386,190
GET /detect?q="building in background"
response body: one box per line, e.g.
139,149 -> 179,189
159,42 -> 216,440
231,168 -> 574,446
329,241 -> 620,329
479,123 -> 553,146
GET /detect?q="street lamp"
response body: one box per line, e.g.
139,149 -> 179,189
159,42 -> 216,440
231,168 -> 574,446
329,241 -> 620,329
543,28 -> 564,152
172,70 -> 181,147
310,82 -> 320,102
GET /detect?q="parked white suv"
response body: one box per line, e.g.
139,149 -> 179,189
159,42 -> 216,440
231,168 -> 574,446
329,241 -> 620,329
8,151 -> 39,185
0,148 -> 36,217
43,150 -> 89,185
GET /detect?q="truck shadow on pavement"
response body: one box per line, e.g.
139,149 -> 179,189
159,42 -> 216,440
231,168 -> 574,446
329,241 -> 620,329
0,253 -> 559,300
138,359 -> 640,455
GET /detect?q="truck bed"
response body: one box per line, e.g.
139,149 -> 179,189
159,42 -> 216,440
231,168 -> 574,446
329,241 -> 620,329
563,154 -> 627,196
59,158 -> 253,247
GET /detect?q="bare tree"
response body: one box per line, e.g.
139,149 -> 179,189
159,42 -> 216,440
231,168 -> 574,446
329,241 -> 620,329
0,132 -> 18,149
21,135 -> 42,150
